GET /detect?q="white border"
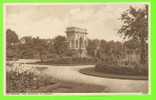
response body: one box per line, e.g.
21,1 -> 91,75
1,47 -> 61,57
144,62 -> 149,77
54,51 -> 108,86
3,2 -> 151,96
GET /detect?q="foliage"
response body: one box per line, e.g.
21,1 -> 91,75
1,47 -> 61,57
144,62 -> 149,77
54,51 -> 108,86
95,62 -> 148,76
6,63 -> 57,93
6,29 -> 19,47
118,5 -> 148,64
15,36 -> 48,62
18,37 -> 35,59
53,35 -> 68,57
35,57 -> 96,65
6,71 -> 57,93
96,40 -> 123,65
64,49 -> 77,57
86,39 -> 100,57
6,29 -> 19,60
33,37 -> 48,62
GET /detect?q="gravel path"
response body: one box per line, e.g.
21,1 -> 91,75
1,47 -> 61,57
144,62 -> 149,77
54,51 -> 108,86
27,64 -> 148,93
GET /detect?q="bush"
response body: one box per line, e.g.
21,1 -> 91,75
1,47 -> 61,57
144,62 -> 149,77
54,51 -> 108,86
6,63 -> 57,93
71,57 -> 96,65
36,57 -> 96,65
6,71 -> 57,93
95,62 -> 148,76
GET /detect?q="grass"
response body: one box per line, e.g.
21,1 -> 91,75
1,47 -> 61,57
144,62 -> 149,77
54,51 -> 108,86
79,67 -> 148,80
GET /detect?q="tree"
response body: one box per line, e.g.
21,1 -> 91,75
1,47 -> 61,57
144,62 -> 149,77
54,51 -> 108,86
47,39 -> 56,54
20,36 -> 33,45
18,36 -> 35,59
33,37 -> 48,62
86,39 -> 100,57
124,39 -> 139,50
124,38 -> 140,55
6,29 -> 19,60
118,5 -> 148,64
6,29 -> 19,48
53,36 -> 68,57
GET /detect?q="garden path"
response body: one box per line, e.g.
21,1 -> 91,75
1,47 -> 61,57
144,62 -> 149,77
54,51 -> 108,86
27,64 -> 148,93
17,59 -> 148,93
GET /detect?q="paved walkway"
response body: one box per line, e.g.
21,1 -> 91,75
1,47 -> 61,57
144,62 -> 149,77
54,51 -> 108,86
27,64 -> 148,93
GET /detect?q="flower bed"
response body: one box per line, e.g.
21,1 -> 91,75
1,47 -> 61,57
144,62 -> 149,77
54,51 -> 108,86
79,67 -> 148,80
95,63 -> 148,76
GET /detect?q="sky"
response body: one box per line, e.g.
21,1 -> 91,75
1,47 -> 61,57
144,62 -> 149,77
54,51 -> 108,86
5,4 -> 145,41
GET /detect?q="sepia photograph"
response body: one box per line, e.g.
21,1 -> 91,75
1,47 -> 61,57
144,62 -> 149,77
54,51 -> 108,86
4,3 -> 149,95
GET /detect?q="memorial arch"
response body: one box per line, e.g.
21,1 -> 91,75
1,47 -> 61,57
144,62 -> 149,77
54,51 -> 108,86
66,26 -> 88,57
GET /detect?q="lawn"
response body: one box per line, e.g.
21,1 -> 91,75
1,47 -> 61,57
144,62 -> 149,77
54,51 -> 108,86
79,67 -> 148,80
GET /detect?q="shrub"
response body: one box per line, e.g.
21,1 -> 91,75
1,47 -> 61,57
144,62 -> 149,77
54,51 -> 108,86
95,62 -> 148,76
6,63 -> 57,93
6,71 -> 57,93
36,57 -> 96,65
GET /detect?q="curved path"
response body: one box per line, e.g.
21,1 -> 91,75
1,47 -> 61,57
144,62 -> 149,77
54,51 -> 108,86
27,64 -> 148,93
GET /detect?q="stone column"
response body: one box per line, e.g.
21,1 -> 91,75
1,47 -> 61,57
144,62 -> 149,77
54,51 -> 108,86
72,39 -> 74,49
82,39 -> 84,48
77,39 -> 79,49
83,40 -> 86,48
69,40 -> 71,48
74,39 -> 76,49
